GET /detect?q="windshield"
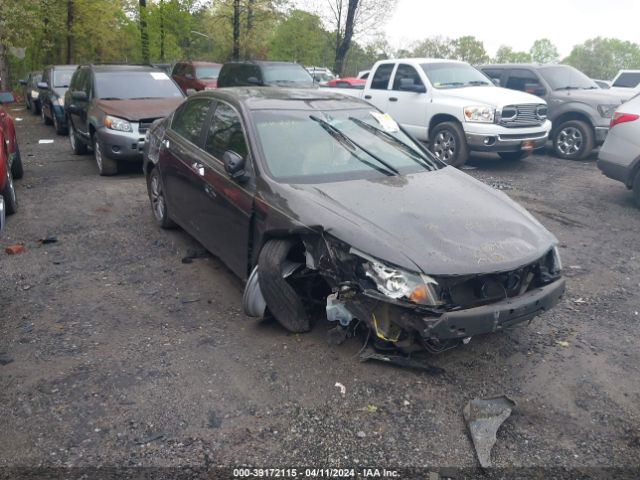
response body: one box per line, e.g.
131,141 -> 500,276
263,65 -> 314,87
253,108 -> 443,184
612,72 -> 640,89
53,69 -> 75,88
95,71 -> 183,99
421,62 -> 492,89
195,66 -> 220,80
538,65 -> 597,90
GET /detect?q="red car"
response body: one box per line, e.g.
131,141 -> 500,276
325,77 -> 366,89
171,61 -> 222,93
0,92 -> 22,219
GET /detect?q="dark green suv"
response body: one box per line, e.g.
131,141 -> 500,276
38,65 -> 77,134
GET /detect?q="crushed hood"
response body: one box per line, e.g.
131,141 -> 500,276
95,98 -> 184,121
275,167 -> 557,276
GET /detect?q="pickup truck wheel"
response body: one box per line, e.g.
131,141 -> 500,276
632,171 -> 640,209
258,239 -> 311,333
69,124 -> 88,155
93,135 -> 118,176
498,151 -> 529,161
553,120 -> 593,160
429,122 -> 469,167
2,165 -> 17,215
146,167 -> 176,228
11,144 -> 24,179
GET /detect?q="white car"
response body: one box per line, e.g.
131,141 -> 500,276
338,58 -> 552,167
609,70 -> 640,96
306,67 -> 335,85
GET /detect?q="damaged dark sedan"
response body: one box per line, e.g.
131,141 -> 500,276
143,88 -> 565,353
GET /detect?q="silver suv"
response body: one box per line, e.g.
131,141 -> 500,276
480,64 -> 628,159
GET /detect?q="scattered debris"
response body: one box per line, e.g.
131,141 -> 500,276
38,139 -> 54,144
366,404 -> 378,413
134,433 -> 164,445
356,430 -> 366,438
15,117 -> 23,122
359,348 -> 446,375
326,325 -> 348,345
0,353 -> 14,366
181,247 -> 209,263
38,236 -> 58,245
334,382 -> 346,395
573,298 -> 587,305
181,297 -> 200,304
463,395 -> 516,468
5,245 -> 26,255
556,340 -> 570,348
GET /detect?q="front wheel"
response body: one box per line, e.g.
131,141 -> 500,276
146,167 -> 176,228
42,104 -> 53,125
11,144 -> 24,179
498,151 -> 530,161
53,111 -> 66,135
93,135 -> 118,176
429,121 -> 469,167
2,164 -> 18,215
69,123 -> 88,155
553,120 -> 594,160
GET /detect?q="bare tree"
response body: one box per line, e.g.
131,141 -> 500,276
139,0 -> 150,64
66,0 -> 73,64
232,0 -> 240,60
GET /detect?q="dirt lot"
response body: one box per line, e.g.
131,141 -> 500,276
1,109 -> 639,476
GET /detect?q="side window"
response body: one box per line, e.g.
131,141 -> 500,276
482,69 -> 503,86
172,63 -> 183,76
392,64 -> 424,91
82,70 -> 93,96
204,103 -> 248,160
370,64 -> 394,90
171,98 -> 212,145
505,69 -> 545,95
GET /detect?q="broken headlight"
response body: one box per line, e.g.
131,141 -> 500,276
551,245 -> 562,274
363,259 -> 442,307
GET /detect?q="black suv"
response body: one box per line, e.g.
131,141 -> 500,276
19,71 -> 42,114
217,61 -> 314,88
64,64 -> 184,176
38,65 -> 77,134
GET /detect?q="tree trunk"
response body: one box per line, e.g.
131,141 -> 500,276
0,44 -> 9,91
139,0 -> 150,64
66,0 -> 73,64
333,0 -> 358,76
232,0 -> 240,61
244,0 -> 254,58
159,0 -> 165,62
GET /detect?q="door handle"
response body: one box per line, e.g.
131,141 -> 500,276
192,161 -> 205,176
162,139 -> 170,148
364,95 -> 372,100
204,184 -> 217,199
389,97 -> 398,102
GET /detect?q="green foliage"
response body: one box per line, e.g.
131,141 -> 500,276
412,36 -> 455,59
410,36 -> 488,65
454,36 -> 489,65
529,38 -> 559,64
563,37 -> 640,79
493,46 -> 531,64
268,10 -> 333,65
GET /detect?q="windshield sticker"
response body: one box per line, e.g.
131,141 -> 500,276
150,72 -> 170,80
370,111 -> 399,133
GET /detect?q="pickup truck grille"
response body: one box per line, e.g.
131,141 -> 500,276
499,104 -> 547,128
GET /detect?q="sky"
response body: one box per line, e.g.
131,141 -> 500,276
383,0 -> 640,58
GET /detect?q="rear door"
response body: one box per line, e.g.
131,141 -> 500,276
504,68 -> 548,101
160,97 -> 215,235
363,63 -> 395,111
385,63 -> 429,138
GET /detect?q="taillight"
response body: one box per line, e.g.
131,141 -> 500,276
610,112 -> 639,128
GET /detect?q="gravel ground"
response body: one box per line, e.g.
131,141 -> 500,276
1,108 -> 639,477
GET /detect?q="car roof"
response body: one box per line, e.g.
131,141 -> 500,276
377,58 -> 467,65
190,87 -> 371,111
84,64 -> 160,73
224,60 -> 302,67
181,61 -> 221,66
480,63 -> 570,69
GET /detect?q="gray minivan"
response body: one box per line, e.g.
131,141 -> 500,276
480,64 -> 627,160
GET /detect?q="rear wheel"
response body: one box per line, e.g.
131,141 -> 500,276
93,135 -> 118,176
146,167 -> 176,228
258,239 -> 311,333
498,151 -> 530,161
429,121 -> 469,167
11,144 -> 24,180
553,120 -> 593,160
632,171 -> 640,209
69,123 -> 87,155
2,163 -> 18,215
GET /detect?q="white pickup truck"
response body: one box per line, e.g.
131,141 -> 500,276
323,58 -> 552,166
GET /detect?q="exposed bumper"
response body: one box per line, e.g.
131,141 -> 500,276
597,156 -> 633,187
97,124 -> 145,162
465,121 -> 551,153
594,126 -> 609,145
0,195 -> 5,236
421,278 -> 566,340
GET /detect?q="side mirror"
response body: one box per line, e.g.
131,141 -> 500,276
37,81 -> 48,89
223,150 -> 248,182
247,76 -> 262,86
398,79 -> 426,93
19,79 -> 27,86
185,88 -> 196,96
71,90 -> 88,101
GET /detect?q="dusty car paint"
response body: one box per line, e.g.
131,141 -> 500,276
144,88 -> 564,353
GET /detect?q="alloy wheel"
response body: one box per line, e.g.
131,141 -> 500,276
149,173 -> 165,221
6,168 -> 16,205
94,140 -> 103,172
69,125 -> 76,150
557,127 -> 583,157
433,130 -> 456,163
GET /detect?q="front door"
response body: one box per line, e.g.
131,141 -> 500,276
386,63 -> 429,139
